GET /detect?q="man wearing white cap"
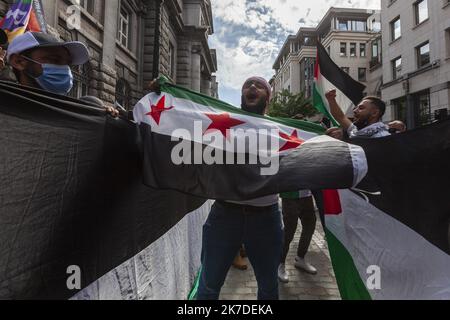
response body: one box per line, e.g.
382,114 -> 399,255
197,76 -> 283,300
6,31 -> 89,95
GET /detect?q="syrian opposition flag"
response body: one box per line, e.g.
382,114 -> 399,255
323,121 -> 450,300
314,42 -> 366,126
133,77 -> 368,200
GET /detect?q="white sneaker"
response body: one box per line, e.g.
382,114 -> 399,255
294,256 -> 317,275
278,264 -> 289,283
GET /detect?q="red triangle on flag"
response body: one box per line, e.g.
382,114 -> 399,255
323,189 -> 342,215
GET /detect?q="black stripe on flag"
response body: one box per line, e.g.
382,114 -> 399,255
352,119 -> 450,255
140,123 -> 357,201
317,42 -> 366,106
0,81 -> 206,299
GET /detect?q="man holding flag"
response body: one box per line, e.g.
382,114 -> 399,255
196,76 -> 284,300
325,89 -> 390,139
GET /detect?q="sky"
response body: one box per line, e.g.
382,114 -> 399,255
208,0 -> 381,107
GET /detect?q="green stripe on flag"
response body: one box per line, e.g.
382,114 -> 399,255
188,266 -> 202,300
313,84 -> 339,127
325,229 -> 372,300
159,78 -> 326,135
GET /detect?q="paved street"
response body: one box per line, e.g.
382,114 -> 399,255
220,214 -> 341,300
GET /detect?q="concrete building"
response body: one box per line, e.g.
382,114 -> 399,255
272,8 -> 382,103
317,8 -> 381,97
380,0 -> 450,129
272,28 -> 317,98
0,0 -> 218,109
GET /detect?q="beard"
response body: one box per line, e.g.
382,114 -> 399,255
241,96 -> 267,115
353,117 -> 370,130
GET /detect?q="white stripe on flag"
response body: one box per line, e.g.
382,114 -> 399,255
133,92 -> 318,154
316,72 -> 357,117
326,190 -> 450,300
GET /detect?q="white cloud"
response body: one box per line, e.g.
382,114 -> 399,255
209,0 -> 381,105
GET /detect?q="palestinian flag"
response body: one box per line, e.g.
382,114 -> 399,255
0,0 -> 45,44
323,122 -> 450,300
314,42 -> 366,126
133,77 -> 368,200
0,80 -> 206,299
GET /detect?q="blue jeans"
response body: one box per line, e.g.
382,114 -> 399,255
197,201 -> 283,300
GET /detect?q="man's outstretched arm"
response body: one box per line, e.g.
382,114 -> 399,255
325,89 -> 353,131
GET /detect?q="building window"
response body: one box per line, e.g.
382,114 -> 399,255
446,29 -> 450,58
340,42 -> 347,56
360,43 -> 366,57
69,63 -> 91,99
372,41 -> 379,58
416,42 -> 430,68
118,6 -> 131,49
115,78 -> 131,111
393,97 -> 407,124
337,19 -> 366,31
168,42 -> 175,80
371,19 -> 381,32
350,43 -> 357,57
358,68 -> 367,82
78,0 -> 95,15
338,19 -> 348,31
370,39 -> 382,68
417,90 -> 432,126
391,17 -> 401,41
341,67 -> 349,74
392,56 -> 402,79
414,0 -> 428,25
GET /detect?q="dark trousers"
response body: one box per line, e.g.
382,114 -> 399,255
281,197 -> 317,263
197,201 -> 283,300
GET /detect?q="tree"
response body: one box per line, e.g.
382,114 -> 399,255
268,89 -> 318,120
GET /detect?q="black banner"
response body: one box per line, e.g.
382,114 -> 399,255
0,81 -> 206,299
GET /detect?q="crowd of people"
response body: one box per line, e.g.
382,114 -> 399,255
1,31 -> 410,301
196,76 -> 411,300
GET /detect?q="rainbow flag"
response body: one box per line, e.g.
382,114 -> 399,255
0,0 -> 44,44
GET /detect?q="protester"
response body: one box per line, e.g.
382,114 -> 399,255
197,77 -> 283,300
278,190 -> 317,283
4,31 -> 117,116
325,89 -> 390,139
6,32 -> 88,95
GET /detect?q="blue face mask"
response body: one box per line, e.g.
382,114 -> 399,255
23,56 -> 74,95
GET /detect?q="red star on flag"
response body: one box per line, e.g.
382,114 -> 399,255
204,112 -> 246,140
279,130 -> 304,152
146,96 -> 174,125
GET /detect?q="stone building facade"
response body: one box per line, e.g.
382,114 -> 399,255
272,8 -> 382,102
380,0 -> 450,129
0,0 -> 218,109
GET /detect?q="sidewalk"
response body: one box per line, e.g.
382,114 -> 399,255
220,216 -> 341,300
